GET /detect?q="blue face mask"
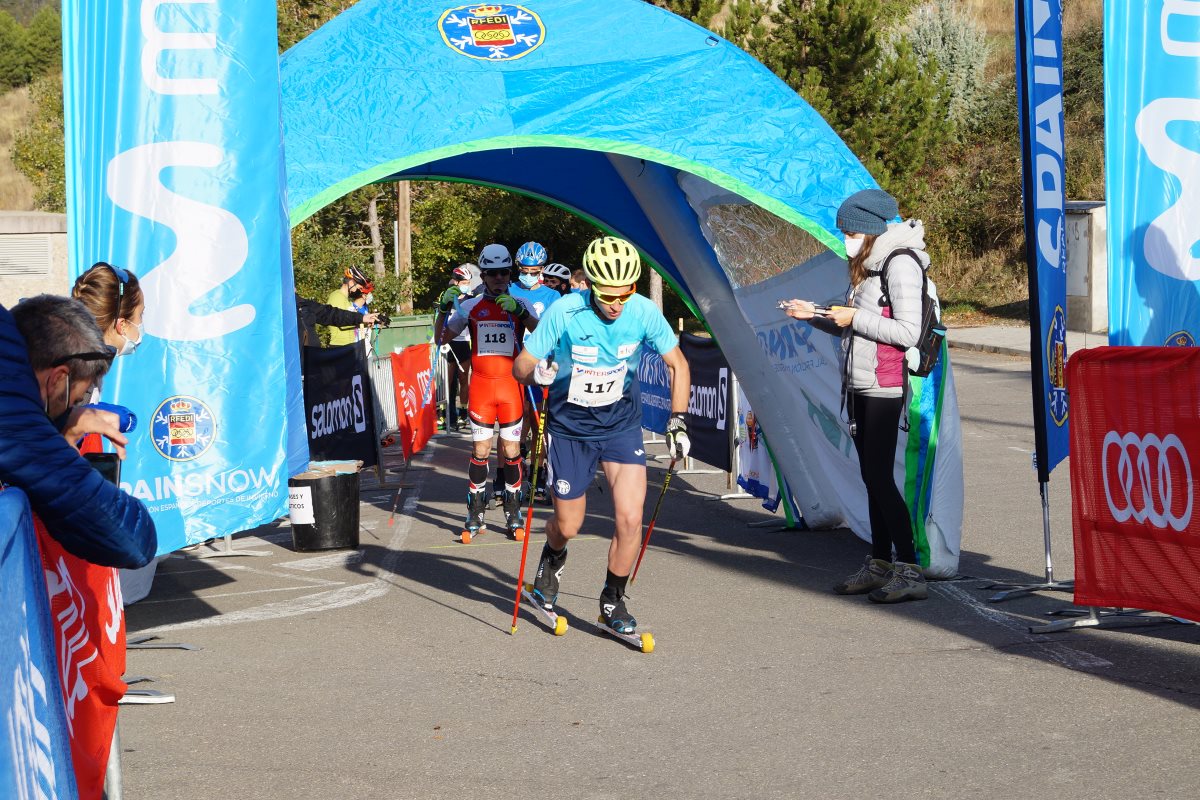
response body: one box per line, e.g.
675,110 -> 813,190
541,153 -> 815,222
518,273 -> 539,289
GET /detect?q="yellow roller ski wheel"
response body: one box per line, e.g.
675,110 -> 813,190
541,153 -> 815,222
640,632 -> 655,653
554,616 -> 568,636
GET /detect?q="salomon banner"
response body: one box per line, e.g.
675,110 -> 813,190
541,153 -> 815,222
679,333 -> 732,472
1106,1 -> 1200,347
62,1 -> 307,554
391,344 -> 438,461
1016,0 -> 1069,482
1068,347 -> 1200,620
0,491 -> 78,800
638,344 -> 672,435
304,345 -> 378,467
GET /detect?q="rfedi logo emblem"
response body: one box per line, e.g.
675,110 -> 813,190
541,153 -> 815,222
310,375 -> 367,439
1102,431 -> 1193,531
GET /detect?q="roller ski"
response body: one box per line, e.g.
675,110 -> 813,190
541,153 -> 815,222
597,595 -> 654,653
502,484 -> 527,541
459,488 -> 489,544
520,584 -> 568,635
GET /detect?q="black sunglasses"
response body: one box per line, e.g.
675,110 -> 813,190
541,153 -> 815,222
51,345 -> 118,368
481,269 -> 511,277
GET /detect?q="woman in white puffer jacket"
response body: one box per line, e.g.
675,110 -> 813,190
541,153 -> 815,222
784,188 -> 930,604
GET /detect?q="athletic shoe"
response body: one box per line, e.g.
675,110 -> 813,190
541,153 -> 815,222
464,488 -> 487,533
502,486 -> 524,534
834,555 -> 891,595
599,595 -> 637,635
532,544 -> 567,610
868,561 -> 928,604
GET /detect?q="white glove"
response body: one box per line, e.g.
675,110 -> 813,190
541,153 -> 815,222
533,359 -> 559,386
665,413 -> 691,460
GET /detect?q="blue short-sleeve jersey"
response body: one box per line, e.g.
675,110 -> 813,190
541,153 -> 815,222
509,283 -> 559,320
524,291 -> 678,441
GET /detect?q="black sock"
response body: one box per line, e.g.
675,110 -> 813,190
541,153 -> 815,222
468,457 -> 488,488
602,570 -> 628,601
503,456 -> 523,492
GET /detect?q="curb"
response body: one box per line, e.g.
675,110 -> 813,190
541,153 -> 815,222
946,338 -> 1029,359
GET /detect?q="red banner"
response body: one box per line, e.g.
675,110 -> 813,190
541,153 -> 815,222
391,344 -> 437,460
1068,347 -> 1200,620
34,518 -> 126,800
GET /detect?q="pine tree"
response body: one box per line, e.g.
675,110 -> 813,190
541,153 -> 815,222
22,6 -> 59,77
0,11 -> 27,89
760,0 -> 951,205
719,0 -> 771,55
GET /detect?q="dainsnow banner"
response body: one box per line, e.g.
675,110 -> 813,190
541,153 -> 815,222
1016,0 -> 1069,481
735,253 -> 964,577
63,1 -> 307,554
1106,0 -> 1200,347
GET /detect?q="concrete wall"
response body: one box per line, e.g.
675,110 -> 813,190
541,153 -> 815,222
0,212 -> 69,308
1065,201 -> 1106,334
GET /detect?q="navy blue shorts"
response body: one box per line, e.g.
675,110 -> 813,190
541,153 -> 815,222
545,427 -> 646,500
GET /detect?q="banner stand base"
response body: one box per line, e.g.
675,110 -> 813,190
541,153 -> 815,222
986,480 -> 1072,602
196,533 -> 271,559
1029,606 -> 1195,635
711,491 -> 754,501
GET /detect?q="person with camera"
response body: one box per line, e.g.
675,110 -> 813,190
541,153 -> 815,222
324,265 -> 378,346
782,188 -> 929,604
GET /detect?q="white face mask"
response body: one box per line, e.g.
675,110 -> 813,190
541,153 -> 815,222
362,292 -> 374,305
844,237 -> 864,259
117,319 -> 143,357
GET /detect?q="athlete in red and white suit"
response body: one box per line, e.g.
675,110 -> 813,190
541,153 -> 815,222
435,257 -> 537,535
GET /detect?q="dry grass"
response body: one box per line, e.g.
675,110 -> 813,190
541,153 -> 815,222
0,86 -> 36,211
967,0 -> 1101,37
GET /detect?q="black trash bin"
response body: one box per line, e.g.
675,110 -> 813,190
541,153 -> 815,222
288,462 -> 361,551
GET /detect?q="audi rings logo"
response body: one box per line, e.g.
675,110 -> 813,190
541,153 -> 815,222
1102,432 -> 1193,531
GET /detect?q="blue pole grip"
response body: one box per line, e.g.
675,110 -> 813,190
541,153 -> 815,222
83,402 -> 137,433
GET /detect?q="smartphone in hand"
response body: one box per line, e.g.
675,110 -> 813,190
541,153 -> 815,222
83,452 -> 121,486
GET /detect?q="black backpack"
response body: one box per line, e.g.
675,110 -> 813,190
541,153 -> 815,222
871,248 -> 946,379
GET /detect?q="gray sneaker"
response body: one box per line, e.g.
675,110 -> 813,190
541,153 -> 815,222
868,561 -> 928,603
834,556 -> 892,595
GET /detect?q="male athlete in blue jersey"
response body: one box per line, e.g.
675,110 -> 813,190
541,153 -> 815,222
513,236 -> 691,634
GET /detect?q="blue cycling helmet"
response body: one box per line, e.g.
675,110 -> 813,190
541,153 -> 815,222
515,241 -> 547,267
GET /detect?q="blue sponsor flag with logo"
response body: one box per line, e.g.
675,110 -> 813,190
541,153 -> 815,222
1106,1 -> 1200,347
63,1 -> 307,554
0,491 -> 78,799
638,344 -> 672,434
1015,0 -> 1069,481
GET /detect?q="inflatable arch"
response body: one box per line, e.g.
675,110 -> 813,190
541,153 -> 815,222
281,0 -> 964,573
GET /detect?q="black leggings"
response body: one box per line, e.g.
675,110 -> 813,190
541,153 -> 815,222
851,392 -> 916,564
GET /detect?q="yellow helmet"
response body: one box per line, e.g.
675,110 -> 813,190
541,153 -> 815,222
582,236 -> 641,286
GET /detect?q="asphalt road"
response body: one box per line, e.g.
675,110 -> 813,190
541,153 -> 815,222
121,349 -> 1200,800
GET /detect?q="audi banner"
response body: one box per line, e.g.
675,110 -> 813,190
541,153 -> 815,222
303,344 -> 378,467
1068,347 -> 1200,620
679,333 -> 732,472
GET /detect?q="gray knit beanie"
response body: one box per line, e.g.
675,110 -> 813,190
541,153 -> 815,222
836,189 -> 899,235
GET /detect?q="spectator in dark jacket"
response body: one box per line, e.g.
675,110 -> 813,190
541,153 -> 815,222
296,296 -> 379,348
2,297 -> 156,567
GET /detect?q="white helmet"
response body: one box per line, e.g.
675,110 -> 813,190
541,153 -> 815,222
478,244 -> 512,270
542,263 -> 571,281
583,236 -> 641,286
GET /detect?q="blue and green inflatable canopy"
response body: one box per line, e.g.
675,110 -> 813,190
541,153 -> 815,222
280,0 -> 967,568
280,0 -> 872,308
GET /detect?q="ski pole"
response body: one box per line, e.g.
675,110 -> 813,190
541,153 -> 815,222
511,386 -> 550,635
630,456 -> 678,584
